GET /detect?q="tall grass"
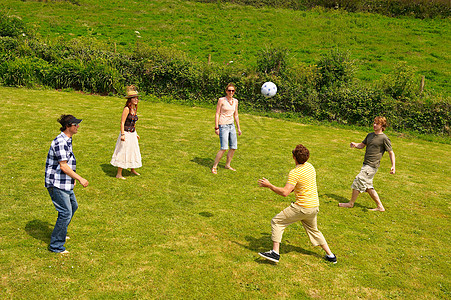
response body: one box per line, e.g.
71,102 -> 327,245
0,86 -> 450,298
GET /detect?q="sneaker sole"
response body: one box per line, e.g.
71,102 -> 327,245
258,253 -> 279,263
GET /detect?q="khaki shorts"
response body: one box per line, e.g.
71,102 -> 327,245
351,164 -> 377,192
271,203 -> 327,246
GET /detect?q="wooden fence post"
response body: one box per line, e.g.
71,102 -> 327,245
419,75 -> 425,94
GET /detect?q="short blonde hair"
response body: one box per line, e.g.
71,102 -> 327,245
225,83 -> 236,92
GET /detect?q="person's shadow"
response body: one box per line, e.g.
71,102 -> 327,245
191,157 -> 214,169
234,233 -> 320,264
25,219 -> 53,244
101,163 -> 119,177
199,211 -> 214,218
324,193 -> 372,210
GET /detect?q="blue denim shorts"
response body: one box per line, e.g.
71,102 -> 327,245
219,123 -> 237,150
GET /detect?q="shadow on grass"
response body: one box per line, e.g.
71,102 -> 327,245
234,233 -> 320,263
325,193 -> 372,210
191,157 -> 214,169
25,219 -> 52,244
101,163 -> 117,177
324,193 -> 349,203
199,211 -> 214,218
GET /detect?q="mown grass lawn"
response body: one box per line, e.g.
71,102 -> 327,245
0,86 -> 449,299
1,0 -> 450,94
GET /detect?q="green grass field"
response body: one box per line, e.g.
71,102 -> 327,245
1,0 -> 450,95
0,86 -> 450,299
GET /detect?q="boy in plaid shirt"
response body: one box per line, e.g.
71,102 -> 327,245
45,114 -> 89,253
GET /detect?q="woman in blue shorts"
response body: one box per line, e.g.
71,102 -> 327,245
211,83 -> 242,174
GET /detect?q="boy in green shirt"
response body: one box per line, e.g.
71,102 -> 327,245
339,117 -> 396,212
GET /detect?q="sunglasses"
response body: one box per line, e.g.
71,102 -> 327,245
71,123 -> 79,126
227,89 -> 235,92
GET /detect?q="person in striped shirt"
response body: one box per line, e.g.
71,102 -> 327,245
257,144 -> 336,263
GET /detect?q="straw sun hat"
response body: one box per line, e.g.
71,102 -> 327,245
125,85 -> 140,98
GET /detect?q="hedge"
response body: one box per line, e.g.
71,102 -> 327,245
196,0 -> 451,18
0,13 -> 449,135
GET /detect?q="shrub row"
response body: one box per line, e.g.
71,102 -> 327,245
198,0 -> 451,18
0,13 -> 449,135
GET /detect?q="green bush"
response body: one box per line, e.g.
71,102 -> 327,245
315,49 -> 357,91
0,14 -> 28,38
196,0 -> 451,18
367,0 -> 451,18
256,47 -> 289,77
390,100 -> 451,134
378,61 -> 419,101
44,59 -> 85,90
0,12 -> 448,136
0,56 -> 49,87
315,85 -> 385,124
135,46 -> 201,99
0,36 -> 19,52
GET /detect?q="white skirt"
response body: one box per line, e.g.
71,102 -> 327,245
110,131 -> 142,169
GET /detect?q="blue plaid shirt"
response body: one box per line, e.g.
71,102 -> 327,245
45,132 -> 76,191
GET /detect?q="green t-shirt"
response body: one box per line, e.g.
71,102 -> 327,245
362,132 -> 393,168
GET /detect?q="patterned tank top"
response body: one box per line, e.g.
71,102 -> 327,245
124,113 -> 138,132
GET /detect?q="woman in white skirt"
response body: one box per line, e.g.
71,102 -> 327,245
110,85 -> 142,179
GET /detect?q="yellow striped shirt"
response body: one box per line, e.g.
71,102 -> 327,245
287,162 -> 319,208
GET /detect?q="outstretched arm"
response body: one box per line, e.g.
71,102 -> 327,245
258,178 -> 294,197
350,142 -> 365,149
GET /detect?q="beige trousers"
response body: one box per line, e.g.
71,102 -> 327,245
271,203 -> 327,246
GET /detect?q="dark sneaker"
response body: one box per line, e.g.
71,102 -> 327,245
258,250 -> 280,263
325,254 -> 337,264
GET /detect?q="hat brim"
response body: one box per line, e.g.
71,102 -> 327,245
69,116 -> 83,124
125,94 -> 140,99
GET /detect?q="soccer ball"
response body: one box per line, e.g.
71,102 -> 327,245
261,82 -> 277,98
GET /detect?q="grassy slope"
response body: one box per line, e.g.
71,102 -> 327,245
0,86 -> 449,299
1,0 -> 450,94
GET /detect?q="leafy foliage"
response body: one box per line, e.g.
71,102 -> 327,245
378,62 -> 419,101
256,47 -> 289,76
315,49 -> 356,90
0,13 -> 28,37
197,0 -> 451,18
0,11 -> 449,135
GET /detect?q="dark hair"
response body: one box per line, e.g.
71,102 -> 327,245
57,114 -> 74,132
292,144 -> 310,164
124,98 -> 138,112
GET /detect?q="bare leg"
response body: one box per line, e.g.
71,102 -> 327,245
339,189 -> 360,208
212,149 -> 226,173
273,241 -> 280,253
116,167 -> 125,179
225,149 -> 236,171
131,168 -> 140,176
320,243 -> 333,256
367,188 -> 385,211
